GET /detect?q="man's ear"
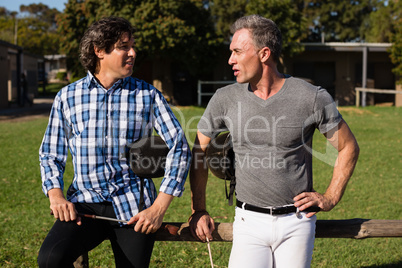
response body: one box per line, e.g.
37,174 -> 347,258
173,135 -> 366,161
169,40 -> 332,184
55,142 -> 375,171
94,46 -> 104,59
259,47 -> 271,63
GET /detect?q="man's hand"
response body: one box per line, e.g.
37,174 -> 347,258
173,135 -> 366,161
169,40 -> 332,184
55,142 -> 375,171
48,188 -> 81,225
127,205 -> 164,234
293,191 -> 335,218
127,192 -> 173,234
189,211 -> 215,242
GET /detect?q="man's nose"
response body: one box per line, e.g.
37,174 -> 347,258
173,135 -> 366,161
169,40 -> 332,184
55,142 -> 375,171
228,52 -> 235,65
129,47 -> 136,57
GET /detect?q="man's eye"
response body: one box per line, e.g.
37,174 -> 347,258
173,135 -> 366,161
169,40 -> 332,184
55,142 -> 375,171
117,45 -> 128,50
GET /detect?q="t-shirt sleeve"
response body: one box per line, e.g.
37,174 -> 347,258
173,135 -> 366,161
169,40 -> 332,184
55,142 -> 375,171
314,87 -> 343,134
197,89 -> 229,138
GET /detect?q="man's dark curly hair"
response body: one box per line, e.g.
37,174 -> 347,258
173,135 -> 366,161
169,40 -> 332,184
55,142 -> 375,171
79,17 -> 135,74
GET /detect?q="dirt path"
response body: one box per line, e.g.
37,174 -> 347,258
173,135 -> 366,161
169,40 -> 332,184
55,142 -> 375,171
0,98 -> 53,123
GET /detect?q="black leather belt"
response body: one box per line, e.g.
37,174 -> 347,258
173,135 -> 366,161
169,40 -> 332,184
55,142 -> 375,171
236,200 -> 320,215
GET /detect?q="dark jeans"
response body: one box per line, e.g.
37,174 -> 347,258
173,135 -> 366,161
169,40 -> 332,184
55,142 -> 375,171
37,202 -> 155,268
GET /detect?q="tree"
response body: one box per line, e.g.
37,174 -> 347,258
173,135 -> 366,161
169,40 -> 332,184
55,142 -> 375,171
388,0 -> 402,83
209,0 -> 248,41
0,4 -> 61,55
302,0 -> 378,42
20,3 -> 59,30
364,1 -> 395,43
246,0 -> 306,58
0,11 -> 16,44
57,0 -> 222,79
359,0 -> 401,83
55,0 -> 95,78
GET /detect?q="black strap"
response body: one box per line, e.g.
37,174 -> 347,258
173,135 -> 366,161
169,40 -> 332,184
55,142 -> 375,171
139,177 -> 145,212
137,101 -> 153,213
224,133 -> 235,206
224,174 -> 236,206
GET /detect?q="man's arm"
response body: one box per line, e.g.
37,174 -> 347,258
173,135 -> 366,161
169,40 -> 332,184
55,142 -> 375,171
188,130 -> 215,242
40,95 -> 77,221
127,91 -> 191,234
294,119 -> 360,217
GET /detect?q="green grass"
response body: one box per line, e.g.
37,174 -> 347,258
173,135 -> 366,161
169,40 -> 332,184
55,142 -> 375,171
37,82 -> 68,97
0,106 -> 401,267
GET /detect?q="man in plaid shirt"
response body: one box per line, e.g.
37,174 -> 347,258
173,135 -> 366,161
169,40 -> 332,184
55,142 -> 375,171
38,17 -> 191,268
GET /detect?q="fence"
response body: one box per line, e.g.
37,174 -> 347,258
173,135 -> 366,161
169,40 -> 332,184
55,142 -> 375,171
74,218 -> 402,267
197,80 -> 235,106
355,87 -> 402,107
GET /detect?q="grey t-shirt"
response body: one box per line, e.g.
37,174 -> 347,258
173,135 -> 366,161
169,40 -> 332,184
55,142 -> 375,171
198,76 -> 342,207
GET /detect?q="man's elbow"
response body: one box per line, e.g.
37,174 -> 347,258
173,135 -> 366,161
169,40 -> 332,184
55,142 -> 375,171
349,138 -> 360,162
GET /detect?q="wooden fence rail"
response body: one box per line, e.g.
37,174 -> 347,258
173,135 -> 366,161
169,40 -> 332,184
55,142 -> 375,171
74,219 -> 402,267
159,218 -> 402,241
355,87 -> 402,107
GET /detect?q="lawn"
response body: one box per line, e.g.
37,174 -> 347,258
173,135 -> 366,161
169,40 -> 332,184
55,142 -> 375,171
0,105 -> 401,267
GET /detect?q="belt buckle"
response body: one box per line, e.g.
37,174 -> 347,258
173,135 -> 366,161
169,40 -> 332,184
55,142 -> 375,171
269,207 -> 277,216
271,207 -> 278,215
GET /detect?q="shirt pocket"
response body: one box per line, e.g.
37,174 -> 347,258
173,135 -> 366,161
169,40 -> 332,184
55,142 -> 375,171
70,104 -> 96,136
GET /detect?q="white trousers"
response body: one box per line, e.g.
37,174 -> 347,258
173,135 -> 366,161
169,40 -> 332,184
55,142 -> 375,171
228,207 -> 316,268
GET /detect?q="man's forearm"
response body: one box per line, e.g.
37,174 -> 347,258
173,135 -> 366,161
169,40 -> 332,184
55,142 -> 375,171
324,136 -> 360,206
190,147 -> 209,213
48,188 -> 65,201
151,192 -> 174,215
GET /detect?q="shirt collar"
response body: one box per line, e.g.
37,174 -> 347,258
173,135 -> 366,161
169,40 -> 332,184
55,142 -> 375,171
85,71 -> 124,91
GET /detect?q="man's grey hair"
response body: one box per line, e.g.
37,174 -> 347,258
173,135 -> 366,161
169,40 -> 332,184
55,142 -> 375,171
230,15 -> 282,63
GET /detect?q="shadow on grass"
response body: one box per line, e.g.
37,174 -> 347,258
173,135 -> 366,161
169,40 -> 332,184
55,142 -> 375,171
361,261 -> 402,268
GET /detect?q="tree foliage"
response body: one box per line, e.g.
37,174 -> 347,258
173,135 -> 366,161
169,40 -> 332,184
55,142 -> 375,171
0,13 -> 15,44
388,0 -> 402,83
0,0 -> 400,83
246,0 -> 306,57
0,3 -> 60,55
364,1 -> 395,43
209,0 -> 248,41
57,0 -> 223,78
302,0 -> 379,42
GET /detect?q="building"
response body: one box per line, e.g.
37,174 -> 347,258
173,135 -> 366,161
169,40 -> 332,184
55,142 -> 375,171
285,42 -> 395,106
0,40 -> 43,109
44,54 -> 67,83
201,42 -> 396,107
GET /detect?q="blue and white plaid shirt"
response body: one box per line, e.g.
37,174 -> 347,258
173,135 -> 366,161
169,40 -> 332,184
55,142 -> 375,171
39,72 -> 191,221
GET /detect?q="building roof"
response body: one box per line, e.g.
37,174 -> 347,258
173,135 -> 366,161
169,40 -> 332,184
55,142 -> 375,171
302,42 -> 392,52
44,54 -> 66,60
0,39 -> 22,52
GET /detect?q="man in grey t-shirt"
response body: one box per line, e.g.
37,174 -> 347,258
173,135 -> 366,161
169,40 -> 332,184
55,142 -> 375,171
189,15 -> 359,268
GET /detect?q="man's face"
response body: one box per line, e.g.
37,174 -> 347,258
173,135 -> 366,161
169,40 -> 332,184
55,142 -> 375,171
228,29 -> 262,84
101,32 -> 136,80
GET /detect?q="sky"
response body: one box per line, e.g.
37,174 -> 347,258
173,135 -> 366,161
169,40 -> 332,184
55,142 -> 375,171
0,0 -> 68,12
